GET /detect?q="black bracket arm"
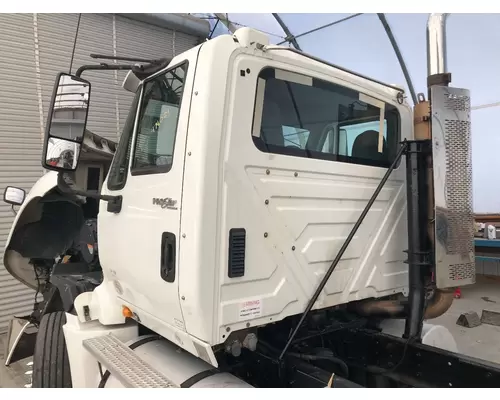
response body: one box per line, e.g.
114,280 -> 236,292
57,173 -> 122,213
75,63 -> 135,78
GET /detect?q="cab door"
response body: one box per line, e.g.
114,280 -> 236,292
98,59 -> 193,332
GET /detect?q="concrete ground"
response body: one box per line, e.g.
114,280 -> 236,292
432,275 -> 500,364
0,334 -> 33,388
1,276 -> 500,387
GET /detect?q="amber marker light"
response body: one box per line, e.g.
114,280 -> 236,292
122,306 -> 134,318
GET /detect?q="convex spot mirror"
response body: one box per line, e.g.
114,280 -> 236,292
122,70 -> 141,93
3,186 -> 26,206
42,73 -> 91,172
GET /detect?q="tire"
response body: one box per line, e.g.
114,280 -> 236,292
32,311 -> 72,388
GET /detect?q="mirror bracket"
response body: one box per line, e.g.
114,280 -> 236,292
75,63 -> 135,78
56,173 -> 122,213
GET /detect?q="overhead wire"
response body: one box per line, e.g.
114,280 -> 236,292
211,14 -> 287,40
209,12 -> 448,108
471,101 -> 500,111
277,13 -> 364,45
209,13 -> 366,48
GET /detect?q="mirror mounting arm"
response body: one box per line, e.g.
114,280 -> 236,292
56,173 -> 122,213
75,64 -> 135,78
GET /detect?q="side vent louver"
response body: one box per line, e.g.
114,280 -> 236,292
228,228 -> 246,278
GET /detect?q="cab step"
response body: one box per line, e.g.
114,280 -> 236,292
82,333 -> 177,388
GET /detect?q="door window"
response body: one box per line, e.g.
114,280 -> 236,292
131,63 -> 188,175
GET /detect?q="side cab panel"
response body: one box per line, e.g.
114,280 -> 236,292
215,50 -> 414,341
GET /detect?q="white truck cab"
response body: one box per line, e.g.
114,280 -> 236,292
76,27 -> 414,359
4,20 -> 491,389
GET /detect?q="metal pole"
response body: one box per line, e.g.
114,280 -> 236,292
377,14 -> 418,106
213,13 -> 238,33
403,141 -> 431,340
272,13 -> 301,50
279,141 -> 408,361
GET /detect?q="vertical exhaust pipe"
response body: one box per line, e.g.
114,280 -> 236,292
403,13 -> 453,340
426,12 -> 475,293
348,13 -> 472,325
427,13 -> 449,76
351,14 -> 456,326
403,13 -> 454,340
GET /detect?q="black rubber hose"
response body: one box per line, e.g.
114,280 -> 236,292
286,352 -> 349,378
258,340 -> 349,378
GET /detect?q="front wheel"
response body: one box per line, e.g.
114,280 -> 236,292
32,311 -> 72,388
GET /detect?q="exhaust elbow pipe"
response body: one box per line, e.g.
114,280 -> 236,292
352,288 -> 454,321
423,288 -> 454,319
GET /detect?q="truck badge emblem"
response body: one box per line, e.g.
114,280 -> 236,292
152,197 -> 177,209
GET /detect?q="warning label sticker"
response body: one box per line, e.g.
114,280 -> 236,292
238,299 -> 262,321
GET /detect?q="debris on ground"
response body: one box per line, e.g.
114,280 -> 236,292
456,311 -> 482,328
481,296 -> 497,303
480,310 -> 500,327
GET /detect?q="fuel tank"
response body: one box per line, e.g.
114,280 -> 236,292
101,335 -> 253,388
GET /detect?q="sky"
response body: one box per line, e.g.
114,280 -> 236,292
201,13 -> 500,213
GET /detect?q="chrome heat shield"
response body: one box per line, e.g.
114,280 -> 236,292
431,85 -> 475,289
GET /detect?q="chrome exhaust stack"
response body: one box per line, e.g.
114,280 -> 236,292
427,13 -> 449,76
345,14 -> 475,327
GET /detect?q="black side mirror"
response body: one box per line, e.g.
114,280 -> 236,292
42,73 -> 91,172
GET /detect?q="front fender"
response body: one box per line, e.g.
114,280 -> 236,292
3,172 -> 59,290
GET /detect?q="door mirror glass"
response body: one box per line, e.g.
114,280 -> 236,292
43,73 -> 90,171
3,186 -> 26,206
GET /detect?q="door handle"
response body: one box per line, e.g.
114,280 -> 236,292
160,232 -> 176,283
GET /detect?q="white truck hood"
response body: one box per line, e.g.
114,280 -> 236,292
3,171 -> 59,290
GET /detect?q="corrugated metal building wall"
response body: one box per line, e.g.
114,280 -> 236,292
0,13 -> 208,332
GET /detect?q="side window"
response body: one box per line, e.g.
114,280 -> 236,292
107,89 -> 142,191
252,67 -> 400,168
340,120 -> 388,157
283,126 -> 310,149
131,63 -> 187,175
